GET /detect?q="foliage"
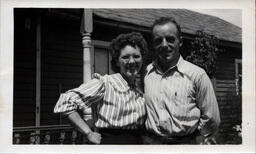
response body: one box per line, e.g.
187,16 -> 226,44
186,30 -> 221,78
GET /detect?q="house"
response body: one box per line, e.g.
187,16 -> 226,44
13,8 -> 242,144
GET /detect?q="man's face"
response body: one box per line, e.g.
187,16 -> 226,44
152,22 -> 182,66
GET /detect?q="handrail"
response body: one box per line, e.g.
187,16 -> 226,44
13,125 -> 73,132
13,125 -> 87,144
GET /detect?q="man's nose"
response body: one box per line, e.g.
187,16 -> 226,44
161,38 -> 168,47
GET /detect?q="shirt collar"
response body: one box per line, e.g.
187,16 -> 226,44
112,73 -> 129,91
153,55 -> 186,74
111,73 -> 143,95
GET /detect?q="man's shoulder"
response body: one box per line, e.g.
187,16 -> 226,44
146,63 -> 154,71
145,63 -> 156,75
181,59 -> 206,75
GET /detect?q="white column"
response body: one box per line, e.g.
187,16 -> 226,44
80,9 -> 95,130
80,9 -> 93,83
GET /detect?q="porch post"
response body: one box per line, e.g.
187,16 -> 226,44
35,10 -> 42,144
80,9 -> 94,133
35,11 -> 41,129
80,9 -> 93,83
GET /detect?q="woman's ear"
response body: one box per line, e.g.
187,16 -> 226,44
115,59 -> 120,67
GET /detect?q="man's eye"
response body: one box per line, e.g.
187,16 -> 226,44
166,36 -> 175,43
153,38 -> 162,45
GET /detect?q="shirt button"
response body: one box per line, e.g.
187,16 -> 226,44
134,113 -> 138,117
159,104 -> 164,109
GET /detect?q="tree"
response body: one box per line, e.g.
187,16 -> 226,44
186,30 -> 222,78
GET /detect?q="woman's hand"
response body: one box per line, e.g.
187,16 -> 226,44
66,112 -> 102,144
87,131 -> 102,144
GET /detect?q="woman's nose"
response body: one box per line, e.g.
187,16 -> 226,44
128,56 -> 135,63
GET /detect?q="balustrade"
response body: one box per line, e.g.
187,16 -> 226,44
13,125 -> 89,144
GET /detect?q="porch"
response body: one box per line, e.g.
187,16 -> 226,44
13,125 -> 89,144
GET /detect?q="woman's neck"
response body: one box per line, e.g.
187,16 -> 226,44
122,74 -> 136,87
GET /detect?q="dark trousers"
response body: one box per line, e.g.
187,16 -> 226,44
99,129 -> 144,144
143,130 -> 199,144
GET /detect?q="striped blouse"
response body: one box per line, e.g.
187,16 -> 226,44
54,73 -> 146,129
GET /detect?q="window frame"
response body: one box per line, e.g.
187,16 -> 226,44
235,59 -> 242,96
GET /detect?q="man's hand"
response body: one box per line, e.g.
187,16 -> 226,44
202,136 -> 217,144
196,134 -> 217,144
86,131 -> 102,144
197,136 -> 217,144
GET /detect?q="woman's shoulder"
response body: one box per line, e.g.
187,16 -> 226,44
94,73 -> 129,92
92,73 -> 119,80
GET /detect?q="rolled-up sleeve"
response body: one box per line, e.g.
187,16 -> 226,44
53,75 -> 105,115
196,73 -> 221,136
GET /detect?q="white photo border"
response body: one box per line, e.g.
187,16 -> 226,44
0,0 -> 255,153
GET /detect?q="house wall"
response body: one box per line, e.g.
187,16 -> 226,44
41,13 -> 84,125
13,9 -> 37,127
13,10 -> 122,127
215,47 -> 242,133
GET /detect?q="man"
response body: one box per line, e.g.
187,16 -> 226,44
144,17 -> 221,144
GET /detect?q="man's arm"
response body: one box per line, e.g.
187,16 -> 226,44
196,73 -> 221,139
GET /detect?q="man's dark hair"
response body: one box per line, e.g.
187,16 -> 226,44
151,17 -> 181,38
109,32 -> 148,73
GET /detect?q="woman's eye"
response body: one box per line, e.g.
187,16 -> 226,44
121,56 -> 129,59
134,55 -> 141,59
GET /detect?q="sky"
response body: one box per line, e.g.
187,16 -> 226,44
190,9 -> 242,27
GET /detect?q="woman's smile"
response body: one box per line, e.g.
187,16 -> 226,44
118,45 -> 142,82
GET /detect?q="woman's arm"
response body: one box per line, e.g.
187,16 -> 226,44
54,75 -> 105,144
67,111 -> 102,144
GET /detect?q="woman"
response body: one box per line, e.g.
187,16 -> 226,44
54,32 -> 148,144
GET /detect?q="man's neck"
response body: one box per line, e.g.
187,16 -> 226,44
158,56 -> 180,73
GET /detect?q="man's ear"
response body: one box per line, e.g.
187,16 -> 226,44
179,36 -> 183,47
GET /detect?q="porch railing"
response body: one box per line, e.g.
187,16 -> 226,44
13,125 -> 89,144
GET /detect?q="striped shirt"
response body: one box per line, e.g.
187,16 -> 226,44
144,56 -> 220,137
54,73 -> 146,129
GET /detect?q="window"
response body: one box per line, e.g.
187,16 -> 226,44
235,59 -> 242,96
92,40 -> 113,75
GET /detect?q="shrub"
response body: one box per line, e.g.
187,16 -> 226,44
186,30 -> 222,78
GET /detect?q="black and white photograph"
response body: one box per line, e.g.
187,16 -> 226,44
0,0 -> 255,153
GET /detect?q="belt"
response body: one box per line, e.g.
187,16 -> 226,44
147,130 -> 199,144
98,128 -> 144,136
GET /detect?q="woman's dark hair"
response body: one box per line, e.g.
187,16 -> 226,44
109,32 -> 148,73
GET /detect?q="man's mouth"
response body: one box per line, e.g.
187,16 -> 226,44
160,52 -> 172,58
160,48 -> 173,54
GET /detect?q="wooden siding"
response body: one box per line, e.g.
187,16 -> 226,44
215,48 -> 242,133
13,10 -> 37,127
41,14 -> 83,125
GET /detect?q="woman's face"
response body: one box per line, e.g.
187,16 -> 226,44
117,45 -> 143,81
